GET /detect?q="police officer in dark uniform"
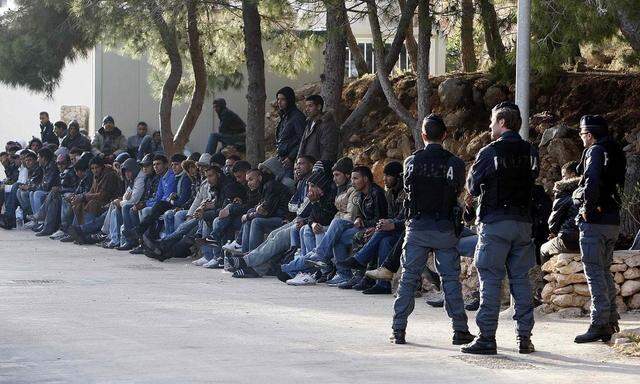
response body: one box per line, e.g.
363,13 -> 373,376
390,114 -> 474,346
462,102 -> 539,355
573,115 -> 625,343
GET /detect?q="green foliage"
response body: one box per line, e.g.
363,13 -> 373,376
0,1 -> 97,95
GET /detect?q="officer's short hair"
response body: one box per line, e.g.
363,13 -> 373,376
422,114 -> 446,141
352,165 -> 373,183
493,103 -> 522,131
562,161 -> 578,176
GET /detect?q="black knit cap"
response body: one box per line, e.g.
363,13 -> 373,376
580,115 -> 608,137
170,153 -> 187,163
307,170 -> 332,193
493,101 -> 520,114
140,153 -> 154,166
383,161 -> 403,178
331,156 -> 353,175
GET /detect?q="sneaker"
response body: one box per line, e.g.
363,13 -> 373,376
202,258 -> 221,269
23,220 -> 37,229
130,245 -> 145,254
365,266 -> 395,281
303,251 -> 329,268
286,272 -> 317,286
194,236 -> 219,246
326,274 -> 350,287
50,229 -> 66,239
192,256 -> 209,266
227,255 -> 247,270
59,234 -> 74,243
232,267 -> 260,278
425,291 -> 444,307
338,275 -> 362,289
31,223 -> 44,232
222,240 -> 242,253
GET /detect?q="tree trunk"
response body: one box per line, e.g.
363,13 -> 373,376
322,0 -> 348,121
615,7 -> 640,53
340,0 -> 418,134
367,0 -> 418,130
242,0 -> 266,165
460,0 -> 477,72
345,23 -> 369,77
477,0 -> 505,64
173,0 -> 207,153
621,154 -> 640,238
147,1 -> 182,156
415,0 -> 432,149
399,0 -> 418,72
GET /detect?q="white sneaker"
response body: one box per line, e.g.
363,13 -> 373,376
202,258 -> 219,268
50,230 -> 66,239
286,272 -> 317,286
192,256 -> 209,266
23,220 -> 37,229
222,240 -> 242,252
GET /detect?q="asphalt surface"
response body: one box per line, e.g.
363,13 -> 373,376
0,229 -> 639,383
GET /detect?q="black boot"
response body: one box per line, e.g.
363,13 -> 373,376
452,331 -> 476,345
340,256 -> 365,270
611,313 -> 621,333
390,329 -> 406,344
574,324 -> 614,343
517,335 -> 535,354
461,335 -> 497,355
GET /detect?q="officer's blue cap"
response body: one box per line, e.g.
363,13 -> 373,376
580,115 -> 608,137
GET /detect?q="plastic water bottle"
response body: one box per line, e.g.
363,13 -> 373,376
15,207 -> 24,230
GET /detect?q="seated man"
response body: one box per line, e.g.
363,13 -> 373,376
287,155 -> 316,250
255,157 -> 356,282
28,148 -> 59,231
540,161 -> 580,261
205,98 -> 246,154
68,156 -> 122,244
127,121 -> 148,158
137,130 -> 164,161
92,115 -> 127,161
143,165 -> 246,262
56,152 -> 94,241
305,165 -> 388,287
102,158 -> 146,248
60,121 -> 91,152
123,154 -> 179,244
16,150 -> 43,229
117,154 -> 159,250
0,150 -> 19,214
35,154 -> 77,237
341,161 -> 405,294
239,163 -> 291,253
162,159 -> 200,236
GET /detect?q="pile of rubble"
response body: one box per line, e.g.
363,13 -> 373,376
540,251 -> 640,316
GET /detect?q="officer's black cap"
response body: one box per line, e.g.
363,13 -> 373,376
580,115 -> 608,137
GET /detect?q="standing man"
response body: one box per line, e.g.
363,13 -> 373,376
205,98 -> 246,155
573,115 -> 626,343
462,102 -> 539,355
274,87 -> 306,173
391,115 -> 473,345
39,112 -> 58,147
127,122 -> 149,158
297,94 -> 340,170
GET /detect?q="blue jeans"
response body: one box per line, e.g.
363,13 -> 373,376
457,234 -> 478,258
205,132 -> 244,154
354,230 -> 401,290
30,190 -> 48,217
108,206 -> 123,245
163,209 -> 188,237
579,222 -> 620,326
79,212 -> 103,234
308,218 -> 354,262
393,227 -> 469,333
161,218 -> 199,244
474,221 -> 536,338
333,226 -> 360,278
3,183 -> 20,223
60,195 -> 74,230
16,189 -> 31,214
242,216 -> 284,253
202,215 -> 242,260
300,225 -> 324,256
121,203 -> 140,246
40,191 -> 62,234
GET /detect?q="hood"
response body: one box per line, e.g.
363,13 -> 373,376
276,86 -> 297,112
121,158 -> 140,177
98,126 -> 123,137
553,176 -> 580,194
259,157 -> 285,179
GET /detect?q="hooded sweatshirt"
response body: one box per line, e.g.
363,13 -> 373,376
274,87 -> 306,161
120,158 -> 146,206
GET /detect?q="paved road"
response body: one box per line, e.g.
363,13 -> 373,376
0,229 -> 639,383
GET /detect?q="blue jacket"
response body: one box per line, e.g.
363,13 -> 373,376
466,131 -> 539,224
147,169 -> 176,207
171,171 -> 192,208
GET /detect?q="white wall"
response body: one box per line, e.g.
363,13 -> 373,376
0,52 -> 94,147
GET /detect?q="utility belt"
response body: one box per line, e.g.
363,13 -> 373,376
408,205 -> 463,237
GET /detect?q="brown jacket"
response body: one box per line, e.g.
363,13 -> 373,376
83,165 -> 122,215
334,184 -> 358,221
297,111 -> 340,165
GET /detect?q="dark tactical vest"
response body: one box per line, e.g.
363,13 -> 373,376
593,139 -> 626,211
405,146 -> 458,220
479,139 -> 534,219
